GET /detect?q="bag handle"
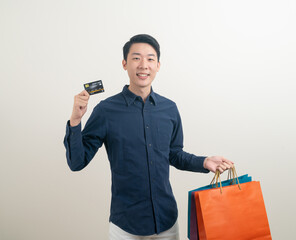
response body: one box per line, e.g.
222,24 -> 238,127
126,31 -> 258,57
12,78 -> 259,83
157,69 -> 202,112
210,166 -> 241,194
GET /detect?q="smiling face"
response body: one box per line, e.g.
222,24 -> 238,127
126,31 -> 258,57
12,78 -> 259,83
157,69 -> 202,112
122,43 -> 161,91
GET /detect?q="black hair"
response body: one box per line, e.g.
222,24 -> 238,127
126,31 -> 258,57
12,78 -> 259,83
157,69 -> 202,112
123,34 -> 160,62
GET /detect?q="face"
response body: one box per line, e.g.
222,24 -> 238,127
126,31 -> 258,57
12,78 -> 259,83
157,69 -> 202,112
122,43 -> 160,91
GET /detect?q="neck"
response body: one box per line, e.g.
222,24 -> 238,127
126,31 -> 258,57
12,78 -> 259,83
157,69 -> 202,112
128,84 -> 151,102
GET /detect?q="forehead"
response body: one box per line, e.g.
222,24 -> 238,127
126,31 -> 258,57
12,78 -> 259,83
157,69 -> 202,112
128,43 -> 157,56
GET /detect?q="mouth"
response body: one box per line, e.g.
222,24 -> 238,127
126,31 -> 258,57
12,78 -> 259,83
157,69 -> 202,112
136,73 -> 150,80
136,73 -> 150,77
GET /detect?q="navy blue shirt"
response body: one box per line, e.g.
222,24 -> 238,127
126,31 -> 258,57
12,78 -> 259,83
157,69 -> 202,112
64,85 -> 209,236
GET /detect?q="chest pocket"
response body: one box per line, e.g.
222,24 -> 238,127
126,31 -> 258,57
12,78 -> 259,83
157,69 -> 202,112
157,121 -> 173,152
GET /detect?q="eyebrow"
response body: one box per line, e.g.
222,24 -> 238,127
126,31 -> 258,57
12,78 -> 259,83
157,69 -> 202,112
131,53 -> 156,57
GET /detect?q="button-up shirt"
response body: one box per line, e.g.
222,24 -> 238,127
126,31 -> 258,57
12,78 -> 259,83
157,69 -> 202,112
63,85 -> 209,236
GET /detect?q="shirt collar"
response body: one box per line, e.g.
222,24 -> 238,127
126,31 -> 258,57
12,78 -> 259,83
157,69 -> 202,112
122,85 -> 157,106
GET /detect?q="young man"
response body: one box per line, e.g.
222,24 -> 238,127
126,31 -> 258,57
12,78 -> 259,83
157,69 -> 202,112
64,34 -> 233,240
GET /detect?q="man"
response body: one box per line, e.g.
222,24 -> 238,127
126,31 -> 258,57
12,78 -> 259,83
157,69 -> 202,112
64,34 -> 233,240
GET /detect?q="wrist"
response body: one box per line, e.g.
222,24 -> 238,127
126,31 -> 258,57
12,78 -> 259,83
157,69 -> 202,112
203,157 -> 209,169
70,117 -> 81,127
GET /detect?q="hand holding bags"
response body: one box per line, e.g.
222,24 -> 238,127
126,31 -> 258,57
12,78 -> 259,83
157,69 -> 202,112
190,167 -> 272,240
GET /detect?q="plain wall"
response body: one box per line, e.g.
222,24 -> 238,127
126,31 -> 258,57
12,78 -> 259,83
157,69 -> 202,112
1,0 -> 295,239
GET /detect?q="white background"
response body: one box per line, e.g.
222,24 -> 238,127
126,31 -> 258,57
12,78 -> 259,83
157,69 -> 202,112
1,0 -> 295,239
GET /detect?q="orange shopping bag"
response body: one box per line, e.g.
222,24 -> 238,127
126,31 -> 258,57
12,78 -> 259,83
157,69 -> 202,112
195,168 -> 272,240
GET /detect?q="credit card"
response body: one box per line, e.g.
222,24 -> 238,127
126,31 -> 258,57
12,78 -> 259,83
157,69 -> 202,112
84,80 -> 104,95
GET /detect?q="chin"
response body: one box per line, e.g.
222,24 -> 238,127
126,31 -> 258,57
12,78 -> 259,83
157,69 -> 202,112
138,83 -> 152,88
133,80 -> 152,88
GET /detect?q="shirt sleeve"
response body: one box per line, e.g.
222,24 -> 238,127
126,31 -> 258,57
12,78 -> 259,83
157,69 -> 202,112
63,104 -> 107,171
169,104 -> 209,173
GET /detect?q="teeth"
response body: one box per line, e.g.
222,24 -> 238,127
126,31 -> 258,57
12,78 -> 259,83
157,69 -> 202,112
137,74 -> 149,76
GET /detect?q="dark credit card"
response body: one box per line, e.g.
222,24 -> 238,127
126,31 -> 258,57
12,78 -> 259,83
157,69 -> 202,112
84,80 -> 104,95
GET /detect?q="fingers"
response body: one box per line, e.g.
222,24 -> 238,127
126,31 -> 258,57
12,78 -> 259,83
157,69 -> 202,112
217,166 -> 225,173
75,98 -> 88,106
69,91 -> 90,127
79,90 -> 90,97
71,90 -> 90,119
217,157 -> 234,173
217,163 -> 226,173
203,156 -> 235,173
74,99 -> 88,109
74,91 -> 90,106
221,156 -> 234,165
77,90 -> 90,100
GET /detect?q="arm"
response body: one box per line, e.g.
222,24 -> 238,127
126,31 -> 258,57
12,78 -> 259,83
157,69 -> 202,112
169,105 -> 233,173
63,90 -> 107,171
169,105 -> 209,173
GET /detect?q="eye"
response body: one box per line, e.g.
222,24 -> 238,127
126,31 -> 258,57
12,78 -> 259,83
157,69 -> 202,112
148,58 -> 155,61
133,57 -> 140,60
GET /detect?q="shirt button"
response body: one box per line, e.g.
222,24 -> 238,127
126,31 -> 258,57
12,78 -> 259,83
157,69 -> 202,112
146,125 -> 149,129
149,144 -> 152,147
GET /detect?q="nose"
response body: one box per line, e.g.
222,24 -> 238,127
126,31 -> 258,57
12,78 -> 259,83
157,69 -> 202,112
139,58 -> 148,69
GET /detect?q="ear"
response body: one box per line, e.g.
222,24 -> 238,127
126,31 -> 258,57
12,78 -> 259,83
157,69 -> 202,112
157,61 -> 161,72
122,59 -> 127,70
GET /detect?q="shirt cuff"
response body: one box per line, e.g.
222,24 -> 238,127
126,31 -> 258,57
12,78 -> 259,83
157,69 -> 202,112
67,120 -> 81,135
196,156 -> 210,173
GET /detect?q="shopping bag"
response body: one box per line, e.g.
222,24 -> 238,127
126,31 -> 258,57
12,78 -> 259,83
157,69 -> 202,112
188,174 -> 252,240
195,170 -> 272,240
